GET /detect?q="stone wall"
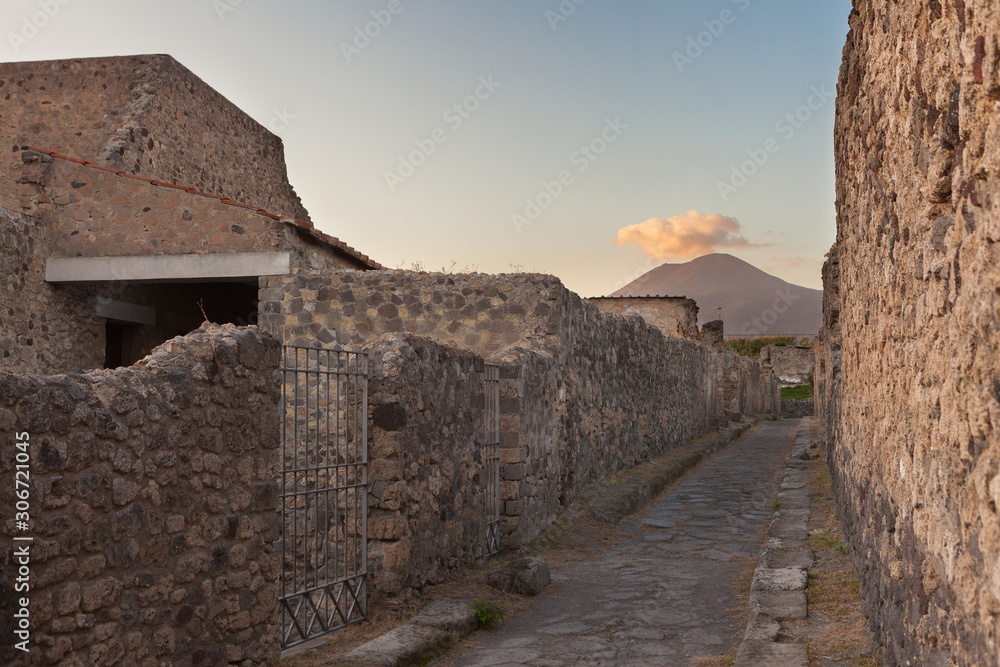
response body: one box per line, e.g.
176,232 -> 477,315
0,325 -> 281,666
365,334 -> 492,598
587,296 -> 700,340
722,353 -> 781,419
815,247 -> 841,455
262,270 -> 564,355
0,55 -> 310,221
780,399 -> 815,420
16,151 -> 364,272
0,206 -> 105,374
761,345 -> 815,386
489,311 -> 731,549
262,269 -> 780,595
818,1 -> 1000,663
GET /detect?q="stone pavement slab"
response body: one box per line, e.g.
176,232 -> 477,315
346,597 -> 479,666
735,416 -> 817,667
749,591 -> 808,621
735,640 -> 809,666
446,419 -> 800,666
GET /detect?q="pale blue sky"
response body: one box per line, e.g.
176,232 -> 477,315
2,0 -> 851,295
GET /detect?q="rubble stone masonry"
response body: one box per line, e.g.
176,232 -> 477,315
818,1 -> 1000,663
262,269 -> 780,597
760,344 -> 815,387
0,325 -> 281,666
0,55 -> 310,221
364,334 -> 491,597
0,206 -> 105,374
587,296 -> 701,340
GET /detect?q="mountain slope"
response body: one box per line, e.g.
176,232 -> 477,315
611,254 -> 822,335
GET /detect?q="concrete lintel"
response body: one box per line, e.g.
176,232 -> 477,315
46,252 -> 291,283
95,297 -> 156,326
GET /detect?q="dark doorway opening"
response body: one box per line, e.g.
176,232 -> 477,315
105,321 -> 126,369
101,281 -> 259,369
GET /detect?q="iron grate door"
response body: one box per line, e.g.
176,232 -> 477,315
484,363 -> 501,556
278,346 -> 368,649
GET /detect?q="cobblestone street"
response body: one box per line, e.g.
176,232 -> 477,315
449,420 -> 800,666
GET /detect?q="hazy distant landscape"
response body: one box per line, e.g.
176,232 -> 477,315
612,254 -> 823,336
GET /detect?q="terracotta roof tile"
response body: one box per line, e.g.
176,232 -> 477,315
48,153 -> 87,165
25,147 -> 381,269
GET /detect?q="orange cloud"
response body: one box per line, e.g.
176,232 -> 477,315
614,210 -> 750,260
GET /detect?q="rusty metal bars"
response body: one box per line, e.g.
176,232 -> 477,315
278,346 -> 368,649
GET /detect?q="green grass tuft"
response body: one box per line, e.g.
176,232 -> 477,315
781,384 -> 815,400
472,600 -> 505,628
723,336 -> 800,357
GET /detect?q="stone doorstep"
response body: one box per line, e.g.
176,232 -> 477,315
343,597 -> 479,667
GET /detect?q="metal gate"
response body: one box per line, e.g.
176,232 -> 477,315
484,363 -> 501,556
279,346 -> 368,649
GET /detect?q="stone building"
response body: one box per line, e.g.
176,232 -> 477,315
587,296 -> 700,340
0,55 -> 379,374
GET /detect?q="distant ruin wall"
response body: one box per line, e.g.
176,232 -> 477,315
262,270 -> 564,355
761,345 -> 815,386
780,399 -> 814,420
0,325 -> 281,666
0,55 -> 310,221
587,296 -> 700,340
819,2 -> 1000,664
722,352 -> 781,419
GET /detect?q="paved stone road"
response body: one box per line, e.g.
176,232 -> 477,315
450,420 -> 800,666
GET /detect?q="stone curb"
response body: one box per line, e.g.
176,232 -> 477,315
735,416 -> 818,667
584,419 -> 764,525
342,597 -> 480,666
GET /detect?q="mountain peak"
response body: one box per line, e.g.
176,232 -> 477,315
611,255 -> 821,334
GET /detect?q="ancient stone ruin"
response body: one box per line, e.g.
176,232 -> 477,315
1,55 -> 782,664
8,1 -> 1000,658
816,0 -> 1000,663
